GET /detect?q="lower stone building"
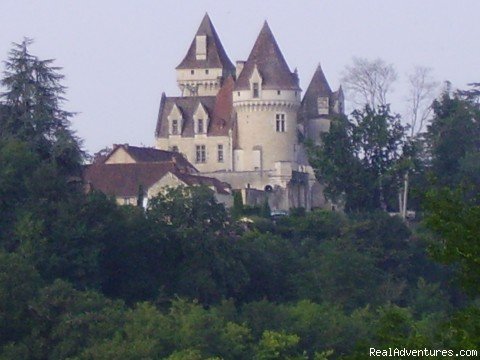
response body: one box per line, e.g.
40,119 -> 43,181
83,144 -> 232,207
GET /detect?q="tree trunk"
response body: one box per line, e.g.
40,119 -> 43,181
402,171 -> 409,219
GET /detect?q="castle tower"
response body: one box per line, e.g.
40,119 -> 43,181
232,21 -> 301,173
301,64 -> 344,144
176,13 -> 235,97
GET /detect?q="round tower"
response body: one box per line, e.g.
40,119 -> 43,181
232,22 -> 301,173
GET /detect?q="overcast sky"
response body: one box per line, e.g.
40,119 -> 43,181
1,0 -> 479,153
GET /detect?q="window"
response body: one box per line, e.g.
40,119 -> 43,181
171,119 -> 178,135
196,145 -> 206,163
171,145 -> 178,152
217,144 -> 224,162
205,69 -> 209,74
277,90 -> 281,95
197,119 -> 204,133
276,113 -> 286,132
317,97 -> 329,115
190,69 -> 194,75
123,197 -> 130,205
253,82 -> 259,98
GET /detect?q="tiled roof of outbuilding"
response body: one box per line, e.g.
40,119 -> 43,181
104,144 -> 197,172
83,162 -> 231,197
234,21 -> 300,91
84,162 -> 177,197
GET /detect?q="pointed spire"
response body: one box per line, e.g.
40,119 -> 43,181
301,63 -> 334,118
305,63 -> 332,97
234,21 -> 300,91
176,13 -> 234,72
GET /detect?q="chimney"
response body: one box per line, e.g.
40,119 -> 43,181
236,61 -> 245,79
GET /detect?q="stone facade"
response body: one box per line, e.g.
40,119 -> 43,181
155,14 -> 344,211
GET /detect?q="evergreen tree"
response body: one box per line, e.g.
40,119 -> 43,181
0,38 -> 83,175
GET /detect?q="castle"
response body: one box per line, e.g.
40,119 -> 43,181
154,13 -> 344,211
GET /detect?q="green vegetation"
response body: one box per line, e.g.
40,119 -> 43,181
0,40 -> 479,359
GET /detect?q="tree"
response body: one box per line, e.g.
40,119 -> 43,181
147,186 -> 248,304
424,187 -> 480,295
254,330 -> 306,360
306,115 -> 367,211
232,190 -> 244,218
0,38 -> 83,175
457,82 -> 480,105
405,66 -> 439,137
308,106 -> 406,211
341,57 -> 397,110
351,105 -> 405,210
0,251 -> 42,346
396,67 -> 439,218
426,87 -> 480,188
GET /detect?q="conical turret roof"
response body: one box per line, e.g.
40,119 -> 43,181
304,63 -> 332,98
176,13 -> 235,72
234,21 -> 300,91
301,64 -> 333,117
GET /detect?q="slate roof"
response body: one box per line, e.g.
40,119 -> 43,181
155,76 -> 234,138
301,64 -> 334,119
83,162 -> 230,197
176,13 -> 235,73
234,21 -> 300,91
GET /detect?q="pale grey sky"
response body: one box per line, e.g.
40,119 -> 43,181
1,0 -> 479,153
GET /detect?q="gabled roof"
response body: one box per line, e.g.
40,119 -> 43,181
234,21 -> 300,91
103,144 -> 197,172
176,13 -> 235,72
301,64 -> 334,119
83,162 -> 230,197
155,77 -> 234,138
84,162 -> 177,197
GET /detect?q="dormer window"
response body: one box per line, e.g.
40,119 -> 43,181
253,83 -> 259,98
317,97 -> 329,115
168,104 -> 183,136
250,65 -> 263,99
193,102 -> 209,135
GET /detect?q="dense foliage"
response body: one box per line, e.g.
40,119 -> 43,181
1,41 -> 479,359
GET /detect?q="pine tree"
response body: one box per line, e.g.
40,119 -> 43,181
0,38 -> 83,175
